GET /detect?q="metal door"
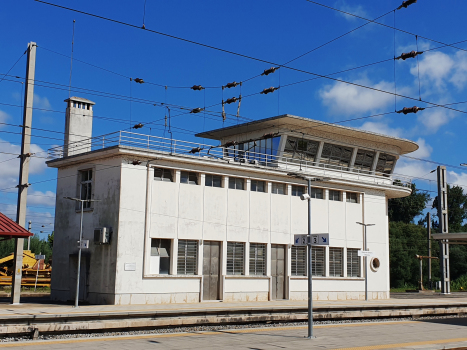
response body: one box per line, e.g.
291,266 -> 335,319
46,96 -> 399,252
203,241 -> 220,300
271,244 -> 285,300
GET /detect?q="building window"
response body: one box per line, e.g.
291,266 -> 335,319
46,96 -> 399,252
291,246 -> 307,276
311,246 -> 325,276
251,180 -> 265,192
177,240 -> 198,275
249,243 -> 266,275
376,153 -> 396,175
347,248 -> 361,277
225,137 -> 280,164
79,169 -> 93,209
329,190 -> 341,201
309,187 -> 323,199
205,174 -> 222,187
291,185 -> 305,197
271,182 -> 286,195
151,239 -> 171,274
228,177 -> 244,190
320,143 -> 353,168
181,171 -> 198,185
283,136 -> 320,163
346,192 -> 358,203
353,149 -> 375,173
154,168 -> 173,182
329,247 -> 344,277
227,242 -> 244,275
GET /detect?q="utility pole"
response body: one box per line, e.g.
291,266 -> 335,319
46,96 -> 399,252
427,212 -> 432,289
12,42 -> 36,305
437,166 -> 450,294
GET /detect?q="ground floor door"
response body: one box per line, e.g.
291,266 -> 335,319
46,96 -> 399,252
271,244 -> 286,300
203,241 -> 220,300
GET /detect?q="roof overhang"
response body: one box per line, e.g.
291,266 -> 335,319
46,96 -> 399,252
196,114 -> 419,155
432,233 -> 467,244
0,213 -> 34,239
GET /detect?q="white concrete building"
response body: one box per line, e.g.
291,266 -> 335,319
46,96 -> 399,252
47,97 -> 418,305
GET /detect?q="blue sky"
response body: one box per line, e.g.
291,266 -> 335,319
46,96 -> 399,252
1,0 -> 467,237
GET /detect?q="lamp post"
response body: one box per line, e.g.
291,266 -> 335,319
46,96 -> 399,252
288,173 -> 329,339
356,222 -> 374,301
64,196 -> 99,308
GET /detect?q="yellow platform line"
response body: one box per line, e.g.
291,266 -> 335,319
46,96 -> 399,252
333,337 -> 467,350
0,320 -> 420,348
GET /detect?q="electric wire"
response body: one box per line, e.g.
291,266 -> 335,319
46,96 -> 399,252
0,50 -> 26,85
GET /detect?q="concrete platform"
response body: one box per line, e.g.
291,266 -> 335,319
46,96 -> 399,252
0,294 -> 467,337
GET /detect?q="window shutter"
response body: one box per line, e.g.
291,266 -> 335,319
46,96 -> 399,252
177,240 -> 198,275
227,242 -> 245,275
329,247 -> 343,277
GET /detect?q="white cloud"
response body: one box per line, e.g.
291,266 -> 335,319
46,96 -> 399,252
0,138 -> 48,191
358,121 -> 402,138
319,78 -> 396,115
410,138 -> 432,159
411,51 -> 454,90
334,1 -> 368,21
33,94 -> 51,109
0,110 -> 10,128
417,108 -> 454,133
447,170 -> 467,190
450,51 -> 467,89
27,190 -> 56,207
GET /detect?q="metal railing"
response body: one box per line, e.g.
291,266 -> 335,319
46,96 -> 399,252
48,131 -> 412,188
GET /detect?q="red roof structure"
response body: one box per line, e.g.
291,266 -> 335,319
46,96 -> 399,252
0,212 -> 33,240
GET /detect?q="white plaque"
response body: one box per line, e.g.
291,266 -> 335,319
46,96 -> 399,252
124,263 -> 136,271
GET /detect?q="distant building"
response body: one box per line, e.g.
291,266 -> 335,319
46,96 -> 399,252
47,97 -> 418,305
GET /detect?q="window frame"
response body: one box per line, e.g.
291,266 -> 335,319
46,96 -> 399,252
329,190 -> 341,202
228,177 -> 245,190
291,185 -> 305,197
311,246 -> 326,277
249,243 -> 266,276
205,174 -> 223,188
180,171 -> 198,185
346,192 -> 358,203
78,169 -> 93,210
177,240 -> 198,275
227,242 -> 245,275
347,248 -> 361,278
309,187 -> 323,199
271,182 -> 286,195
329,247 -> 344,277
151,238 -> 171,275
154,168 -> 173,182
291,246 -> 307,276
251,180 -> 266,193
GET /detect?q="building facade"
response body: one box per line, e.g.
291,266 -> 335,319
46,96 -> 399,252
47,97 -> 418,305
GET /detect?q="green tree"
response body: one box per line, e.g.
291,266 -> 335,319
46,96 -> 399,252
388,183 -> 430,223
432,185 -> 467,232
389,222 -> 439,288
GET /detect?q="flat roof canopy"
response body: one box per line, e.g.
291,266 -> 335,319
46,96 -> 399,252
0,212 -> 33,239
196,114 -> 419,155
432,233 -> 467,245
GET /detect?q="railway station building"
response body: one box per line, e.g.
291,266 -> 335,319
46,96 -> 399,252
47,97 -> 418,305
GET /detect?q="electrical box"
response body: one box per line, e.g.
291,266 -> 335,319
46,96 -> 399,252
94,227 -> 111,244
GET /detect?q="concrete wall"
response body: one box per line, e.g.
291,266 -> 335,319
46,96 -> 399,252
50,157 -> 121,304
111,159 -> 390,305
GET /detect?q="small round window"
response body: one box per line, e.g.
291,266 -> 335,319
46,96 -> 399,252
370,257 -> 380,272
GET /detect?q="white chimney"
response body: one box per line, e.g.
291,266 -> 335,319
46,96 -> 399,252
64,97 -> 95,157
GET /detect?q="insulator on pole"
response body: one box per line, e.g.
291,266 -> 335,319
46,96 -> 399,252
260,86 -> 279,95
397,0 -> 417,10
224,141 -> 237,148
132,123 -> 144,129
262,67 -> 279,76
224,81 -> 239,89
131,160 -> 142,165
190,107 -> 204,114
395,50 -> 424,60
191,85 -> 204,91
396,106 -> 425,114
134,78 -> 144,84
225,97 -> 238,104
189,147 -> 203,154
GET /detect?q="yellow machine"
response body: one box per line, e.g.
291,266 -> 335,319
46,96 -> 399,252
0,250 -> 51,287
